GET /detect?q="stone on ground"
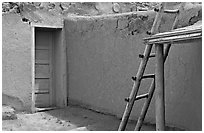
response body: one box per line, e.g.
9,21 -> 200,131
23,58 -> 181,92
2,105 -> 17,120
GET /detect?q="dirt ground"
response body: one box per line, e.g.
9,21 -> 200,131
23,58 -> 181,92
2,105 -> 155,131
2,105 -> 183,131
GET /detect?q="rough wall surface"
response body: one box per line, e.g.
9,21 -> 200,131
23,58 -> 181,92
2,3 -> 64,111
2,13 -> 32,111
65,3 -> 202,130
2,2 -> 202,130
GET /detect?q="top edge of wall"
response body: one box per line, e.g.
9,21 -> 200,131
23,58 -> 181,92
65,11 -> 155,20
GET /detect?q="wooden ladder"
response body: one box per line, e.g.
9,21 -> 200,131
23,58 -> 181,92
118,2 -> 184,131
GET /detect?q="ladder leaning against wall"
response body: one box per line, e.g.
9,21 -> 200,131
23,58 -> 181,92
118,2 -> 185,131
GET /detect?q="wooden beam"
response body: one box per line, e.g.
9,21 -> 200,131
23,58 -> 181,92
144,26 -> 202,44
147,32 -> 201,44
31,23 -> 63,29
155,44 -> 165,131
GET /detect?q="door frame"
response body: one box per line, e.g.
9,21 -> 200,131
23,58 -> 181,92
31,24 -> 67,113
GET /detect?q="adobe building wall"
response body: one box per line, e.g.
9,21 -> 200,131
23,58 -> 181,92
2,4 -> 64,111
2,14 -> 32,111
65,3 -> 202,130
2,2 -> 202,130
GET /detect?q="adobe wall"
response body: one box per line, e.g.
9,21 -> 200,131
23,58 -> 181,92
2,2 -> 202,130
2,14 -> 32,111
2,4 -> 64,111
65,3 -> 202,130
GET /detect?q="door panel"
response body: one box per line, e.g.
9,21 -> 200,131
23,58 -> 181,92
35,50 -> 49,61
35,65 -> 50,78
35,79 -> 49,89
35,31 -> 50,49
35,30 -> 53,108
35,94 -> 50,107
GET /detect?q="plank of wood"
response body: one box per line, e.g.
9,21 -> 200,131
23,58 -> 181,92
49,31 -> 53,107
35,31 -> 51,48
35,107 -> 57,112
35,79 -> 49,89
35,94 -> 50,107
146,32 -> 201,44
35,65 -> 50,78
35,49 -> 49,61
35,90 -> 49,94
35,60 -> 49,65
31,23 -> 63,29
144,26 -> 202,44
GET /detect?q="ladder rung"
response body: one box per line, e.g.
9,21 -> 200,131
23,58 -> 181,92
149,53 -> 155,58
154,8 -> 179,14
135,93 -> 149,101
125,93 -> 149,102
142,74 -> 155,79
164,9 -> 179,14
139,54 -> 155,58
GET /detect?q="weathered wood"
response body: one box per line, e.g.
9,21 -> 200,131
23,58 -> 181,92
32,27 -> 67,111
139,53 -> 155,58
35,30 -> 51,48
35,30 -> 53,108
135,93 -> 149,101
35,107 -> 57,112
163,2 -> 185,62
49,32 -> 54,106
35,65 -> 50,78
134,79 -> 155,131
35,50 -> 49,61
134,3 -> 185,129
31,23 -> 63,29
35,79 -> 49,89
35,90 -> 49,94
144,26 -> 201,41
154,8 -> 179,14
118,45 -> 153,131
141,74 -> 155,79
155,44 -> 165,131
125,93 -> 149,102
35,60 -> 49,65
164,9 -> 179,14
145,32 -> 201,44
118,2 -> 165,131
35,93 -> 50,107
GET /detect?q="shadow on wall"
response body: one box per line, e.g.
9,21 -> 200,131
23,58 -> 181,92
2,93 -> 24,111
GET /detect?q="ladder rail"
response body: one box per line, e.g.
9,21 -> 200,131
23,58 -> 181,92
118,45 -> 153,131
118,2 -> 185,131
134,2 -> 185,131
164,2 -> 185,61
118,2 -> 165,131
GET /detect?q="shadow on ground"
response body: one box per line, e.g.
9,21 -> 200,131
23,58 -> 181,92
45,104 -> 156,131
2,104 -> 184,131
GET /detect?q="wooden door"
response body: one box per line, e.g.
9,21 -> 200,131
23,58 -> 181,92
35,30 -> 53,108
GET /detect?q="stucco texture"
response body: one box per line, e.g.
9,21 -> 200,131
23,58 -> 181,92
65,3 -> 202,130
2,13 -> 32,111
2,2 -> 202,130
